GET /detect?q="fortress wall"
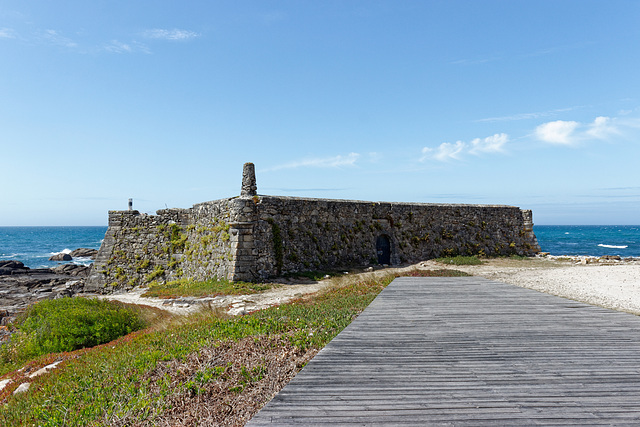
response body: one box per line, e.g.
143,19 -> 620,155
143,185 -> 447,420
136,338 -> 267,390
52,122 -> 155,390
252,196 -> 540,278
87,199 -> 242,292
86,163 -> 540,291
87,195 -> 540,291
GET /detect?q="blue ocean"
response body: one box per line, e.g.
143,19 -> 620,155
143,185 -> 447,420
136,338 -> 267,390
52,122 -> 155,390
0,226 -> 108,269
534,225 -> 640,258
0,225 -> 639,269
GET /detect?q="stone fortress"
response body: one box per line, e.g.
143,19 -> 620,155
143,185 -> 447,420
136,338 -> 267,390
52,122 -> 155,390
86,163 -> 540,292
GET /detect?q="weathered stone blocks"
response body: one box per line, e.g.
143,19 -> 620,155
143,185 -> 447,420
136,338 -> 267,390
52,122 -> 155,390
87,166 -> 540,292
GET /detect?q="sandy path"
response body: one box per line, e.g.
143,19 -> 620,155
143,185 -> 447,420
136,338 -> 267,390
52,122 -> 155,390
100,280 -> 332,316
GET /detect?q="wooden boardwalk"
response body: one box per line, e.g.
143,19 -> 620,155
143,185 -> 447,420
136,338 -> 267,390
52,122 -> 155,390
248,277 -> 640,425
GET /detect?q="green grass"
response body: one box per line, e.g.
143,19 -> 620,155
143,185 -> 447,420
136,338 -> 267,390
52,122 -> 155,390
434,255 -> 483,265
0,268 -> 468,425
141,277 -> 276,299
0,298 -> 148,372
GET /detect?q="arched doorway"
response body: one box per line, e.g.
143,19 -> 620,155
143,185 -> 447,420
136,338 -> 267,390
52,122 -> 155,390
376,235 -> 391,265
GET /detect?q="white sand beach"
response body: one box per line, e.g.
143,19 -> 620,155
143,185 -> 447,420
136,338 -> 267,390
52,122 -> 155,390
422,256 -> 640,316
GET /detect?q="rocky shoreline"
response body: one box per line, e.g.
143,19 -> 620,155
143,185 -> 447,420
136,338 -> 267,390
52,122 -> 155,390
0,248 -> 98,326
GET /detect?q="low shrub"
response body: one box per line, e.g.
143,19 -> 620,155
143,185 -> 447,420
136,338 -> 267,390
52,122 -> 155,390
2,297 -> 145,364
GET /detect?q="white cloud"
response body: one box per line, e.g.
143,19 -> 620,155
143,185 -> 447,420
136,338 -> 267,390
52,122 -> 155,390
535,120 -> 580,145
0,28 -> 16,39
470,133 -> 508,154
143,29 -> 199,41
434,141 -> 465,161
535,116 -> 624,145
421,134 -> 508,162
265,153 -> 360,171
586,116 -> 619,140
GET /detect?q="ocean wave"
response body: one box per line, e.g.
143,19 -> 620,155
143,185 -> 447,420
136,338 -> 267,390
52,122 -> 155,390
50,248 -> 73,256
1,253 -> 20,258
598,244 -> 628,249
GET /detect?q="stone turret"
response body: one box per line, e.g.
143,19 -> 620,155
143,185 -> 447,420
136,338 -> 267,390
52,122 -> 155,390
241,162 -> 257,197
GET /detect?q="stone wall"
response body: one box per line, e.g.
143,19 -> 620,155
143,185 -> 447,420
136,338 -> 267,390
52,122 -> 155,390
87,195 -> 539,292
86,163 -> 540,292
87,201 -> 236,293
251,196 -> 539,279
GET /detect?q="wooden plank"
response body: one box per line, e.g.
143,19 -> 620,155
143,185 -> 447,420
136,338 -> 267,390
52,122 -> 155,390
247,277 -> 640,425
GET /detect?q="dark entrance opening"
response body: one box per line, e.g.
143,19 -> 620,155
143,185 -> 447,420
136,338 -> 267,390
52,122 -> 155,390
376,235 -> 391,265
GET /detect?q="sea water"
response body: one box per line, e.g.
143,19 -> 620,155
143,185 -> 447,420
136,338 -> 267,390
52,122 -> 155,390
1,225 -> 639,269
534,225 -> 640,258
0,226 -> 108,269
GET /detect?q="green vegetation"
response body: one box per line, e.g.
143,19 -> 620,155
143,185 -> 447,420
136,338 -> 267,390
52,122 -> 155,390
0,268 -> 468,425
434,255 -> 483,265
266,218 -> 284,275
1,298 -> 146,369
142,277 -> 276,299
145,265 -> 165,282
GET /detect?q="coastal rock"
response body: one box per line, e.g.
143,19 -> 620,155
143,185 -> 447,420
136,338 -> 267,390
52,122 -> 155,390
13,382 -> 30,395
49,253 -> 72,261
51,264 -> 90,277
1,267 -> 89,324
0,260 -> 26,270
0,260 -> 30,276
0,378 -> 11,393
52,280 -> 84,298
70,248 -> 98,259
28,360 -> 62,379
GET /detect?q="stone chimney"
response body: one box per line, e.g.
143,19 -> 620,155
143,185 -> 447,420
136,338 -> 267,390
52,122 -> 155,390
240,162 -> 257,197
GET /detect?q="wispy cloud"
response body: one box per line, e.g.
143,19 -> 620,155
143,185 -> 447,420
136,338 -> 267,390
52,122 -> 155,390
103,40 -> 150,54
263,153 -> 360,172
535,116 -> 621,145
104,40 -> 133,54
421,133 -> 508,162
454,43 -> 590,68
469,133 -> 508,154
0,28 -> 16,39
42,29 -> 77,48
450,56 -> 500,66
142,28 -> 199,41
476,106 -> 582,123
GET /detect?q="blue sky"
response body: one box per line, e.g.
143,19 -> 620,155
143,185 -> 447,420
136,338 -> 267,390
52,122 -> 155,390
1,0 -> 639,226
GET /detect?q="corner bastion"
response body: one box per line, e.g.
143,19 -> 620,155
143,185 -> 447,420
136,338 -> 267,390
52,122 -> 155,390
86,163 -> 540,293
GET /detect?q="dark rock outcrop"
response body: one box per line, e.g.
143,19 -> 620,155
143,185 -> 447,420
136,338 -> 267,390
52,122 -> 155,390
70,248 -> 98,259
49,253 -> 72,261
51,264 -> 90,277
0,260 -> 30,276
0,260 -> 92,326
